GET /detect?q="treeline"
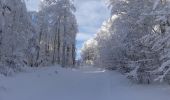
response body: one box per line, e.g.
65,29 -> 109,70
29,0 -> 77,67
0,0 -> 77,76
81,0 -> 170,84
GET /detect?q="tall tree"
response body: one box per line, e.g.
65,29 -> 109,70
0,0 -> 35,75
37,0 -> 78,67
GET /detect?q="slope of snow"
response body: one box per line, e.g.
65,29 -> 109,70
0,66 -> 170,100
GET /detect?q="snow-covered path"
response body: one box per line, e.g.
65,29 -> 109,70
0,66 -> 170,100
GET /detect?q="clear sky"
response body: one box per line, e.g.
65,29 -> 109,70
25,0 -> 110,59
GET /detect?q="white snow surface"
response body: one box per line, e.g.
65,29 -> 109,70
0,66 -> 170,100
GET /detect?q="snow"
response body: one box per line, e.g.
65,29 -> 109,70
0,66 -> 170,100
153,0 -> 160,10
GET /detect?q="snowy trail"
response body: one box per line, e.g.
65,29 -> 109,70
0,66 -> 111,100
0,66 -> 170,100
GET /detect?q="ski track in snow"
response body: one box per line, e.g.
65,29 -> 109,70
0,66 -> 170,100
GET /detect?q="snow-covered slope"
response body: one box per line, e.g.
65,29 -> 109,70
0,66 -> 170,100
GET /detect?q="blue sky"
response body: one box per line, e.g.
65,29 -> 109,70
25,0 -> 110,59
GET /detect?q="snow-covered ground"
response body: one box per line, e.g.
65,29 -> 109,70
0,66 -> 170,100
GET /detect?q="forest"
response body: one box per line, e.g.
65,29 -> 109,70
81,0 -> 170,84
0,0 -> 77,76
0,0 -> 170,100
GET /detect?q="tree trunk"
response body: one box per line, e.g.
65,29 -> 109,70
35,28 -> 43,67
72,44 -> 76,66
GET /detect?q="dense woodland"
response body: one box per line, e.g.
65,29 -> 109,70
1,0 -> 170,85
2,0 -> 170,99
81,0 -> 170,84
0,0 -> 77,75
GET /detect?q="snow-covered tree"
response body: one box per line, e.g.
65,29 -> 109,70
0,0 -> 35,75
36,0 -> 78,67
81,0 -> 170,84
0,0 -> 78,75
81,38 -> 97,65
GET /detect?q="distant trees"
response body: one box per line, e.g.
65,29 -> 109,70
81,0 -> 170,84
81,39 -> 97,65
